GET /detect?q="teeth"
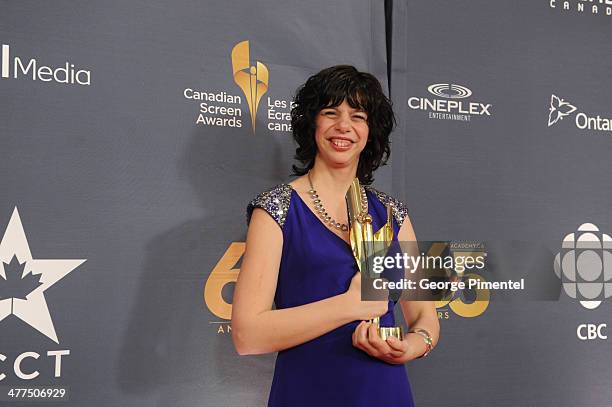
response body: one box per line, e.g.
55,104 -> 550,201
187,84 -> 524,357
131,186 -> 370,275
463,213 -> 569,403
331,139 -> 350,148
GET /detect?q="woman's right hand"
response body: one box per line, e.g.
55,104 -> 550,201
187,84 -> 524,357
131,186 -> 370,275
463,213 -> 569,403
343,271 -> 389,321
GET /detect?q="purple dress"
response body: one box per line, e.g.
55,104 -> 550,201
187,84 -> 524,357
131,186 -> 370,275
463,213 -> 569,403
246,183 -> 414,407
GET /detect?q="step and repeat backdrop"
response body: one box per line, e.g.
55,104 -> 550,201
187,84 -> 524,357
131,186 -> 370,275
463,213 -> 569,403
0,1 -> 610,406
390,1 -> 611,406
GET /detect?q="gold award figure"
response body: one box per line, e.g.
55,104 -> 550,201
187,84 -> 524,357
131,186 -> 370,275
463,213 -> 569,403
231,40 -> 268,134
346,178 -> 403,341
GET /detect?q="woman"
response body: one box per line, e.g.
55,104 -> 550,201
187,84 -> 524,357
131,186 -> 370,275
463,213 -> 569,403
232,65 -> 439,406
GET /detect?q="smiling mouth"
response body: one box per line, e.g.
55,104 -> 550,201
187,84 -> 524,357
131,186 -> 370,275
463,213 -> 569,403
330,138 -> 353,148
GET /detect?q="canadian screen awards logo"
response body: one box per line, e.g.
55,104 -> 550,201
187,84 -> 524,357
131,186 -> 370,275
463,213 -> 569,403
1,43 -> 91,85
183,40 -> 292,133
0,207 -> 85,383
408,83 -> 492,122
554,223 -> 609,340
548,94 -> 612,132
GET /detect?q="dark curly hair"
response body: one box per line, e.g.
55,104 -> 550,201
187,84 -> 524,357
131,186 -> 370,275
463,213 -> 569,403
290,65 -> 395,185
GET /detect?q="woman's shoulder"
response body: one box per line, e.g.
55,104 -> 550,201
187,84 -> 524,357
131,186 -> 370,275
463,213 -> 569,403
245,183 -> 293,228
364,185 -> 410,227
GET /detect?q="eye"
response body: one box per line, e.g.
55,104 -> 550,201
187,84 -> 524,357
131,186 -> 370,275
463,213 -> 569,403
353,113 -> 367,121
322,110 -> 336,117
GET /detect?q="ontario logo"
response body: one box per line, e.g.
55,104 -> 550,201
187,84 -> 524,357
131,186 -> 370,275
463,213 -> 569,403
0,207 -> 85,384
548,94 -> 612,132
548,95 -> 577,127
408,83 -> 492,122
1,43 -> 91,85
549,0 -> 612,17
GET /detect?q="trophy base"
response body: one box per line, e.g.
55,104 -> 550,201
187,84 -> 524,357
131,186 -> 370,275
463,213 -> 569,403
377,326 -> 403,341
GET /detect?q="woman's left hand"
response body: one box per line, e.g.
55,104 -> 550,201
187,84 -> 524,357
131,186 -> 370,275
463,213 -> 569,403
351,321 -> 420,364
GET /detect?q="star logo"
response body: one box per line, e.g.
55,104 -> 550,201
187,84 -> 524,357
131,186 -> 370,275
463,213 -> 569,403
0,207 -> 85,343
548,94 -> 577,127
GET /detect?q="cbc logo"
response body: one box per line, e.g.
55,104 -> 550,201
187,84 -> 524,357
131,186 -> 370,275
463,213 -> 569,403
576,324 -> 607,341
554,223 -> 612,310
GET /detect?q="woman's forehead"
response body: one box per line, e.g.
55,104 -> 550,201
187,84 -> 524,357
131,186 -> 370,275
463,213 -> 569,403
322,96 -> 368,110
322,103 -> 366,112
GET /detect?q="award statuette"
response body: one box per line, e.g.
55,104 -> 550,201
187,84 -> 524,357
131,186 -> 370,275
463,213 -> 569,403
346,178 -> 403,341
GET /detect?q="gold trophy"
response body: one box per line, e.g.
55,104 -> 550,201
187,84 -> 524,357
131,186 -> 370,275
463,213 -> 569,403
231,40 -> 268,134
346,178 -> 403,341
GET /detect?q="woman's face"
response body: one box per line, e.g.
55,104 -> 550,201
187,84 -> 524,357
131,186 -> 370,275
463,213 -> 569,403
314,100 -> 369,168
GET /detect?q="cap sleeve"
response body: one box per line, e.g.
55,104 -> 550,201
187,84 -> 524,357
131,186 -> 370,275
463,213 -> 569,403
364,186 -> 410,227
246,184 -> 293,229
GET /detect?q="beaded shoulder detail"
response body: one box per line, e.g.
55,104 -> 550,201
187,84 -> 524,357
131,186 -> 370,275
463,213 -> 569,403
246,184 -> 293,229
364,186 -> 410,227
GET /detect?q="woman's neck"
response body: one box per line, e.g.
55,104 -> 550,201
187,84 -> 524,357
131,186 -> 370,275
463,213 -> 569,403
308,160 -> 358,196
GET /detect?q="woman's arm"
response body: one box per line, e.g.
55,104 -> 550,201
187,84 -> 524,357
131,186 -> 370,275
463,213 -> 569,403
397,299 -> 440,360
397,215 -> 440,357
231,208 -> 388,355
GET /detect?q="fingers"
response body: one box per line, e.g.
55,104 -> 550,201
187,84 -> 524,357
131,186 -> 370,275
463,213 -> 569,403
353,322 -> 410,364
353,322 -> 395,358
353,322 -> 378,356
386,336 -> 409,357
367,323 -> 395,357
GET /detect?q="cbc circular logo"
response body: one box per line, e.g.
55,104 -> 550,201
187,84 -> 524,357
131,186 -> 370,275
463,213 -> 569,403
427,83 -> 472,99
554,223 -> 612,309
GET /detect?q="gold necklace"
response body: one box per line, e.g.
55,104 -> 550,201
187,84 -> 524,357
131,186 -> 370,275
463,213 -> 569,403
307,171 -> 367,232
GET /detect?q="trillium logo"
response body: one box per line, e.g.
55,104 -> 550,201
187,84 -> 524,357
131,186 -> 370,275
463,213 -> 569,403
0,207 -> 85,343
554,223 -> 612,310
547,94 -> 612,132
548,94 -> 577,127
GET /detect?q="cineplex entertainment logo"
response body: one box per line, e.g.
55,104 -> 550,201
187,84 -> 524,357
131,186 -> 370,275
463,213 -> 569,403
183,40 -> 292,134
0,207 -> 85,383
554,223 -> 610,341
1,43 -> 91,85
548,94 -> 612,132
549,0 -> 612,17
408,83 -> 492,122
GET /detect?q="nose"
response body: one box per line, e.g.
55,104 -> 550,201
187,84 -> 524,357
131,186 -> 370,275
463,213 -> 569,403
336,114 -> 351,132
